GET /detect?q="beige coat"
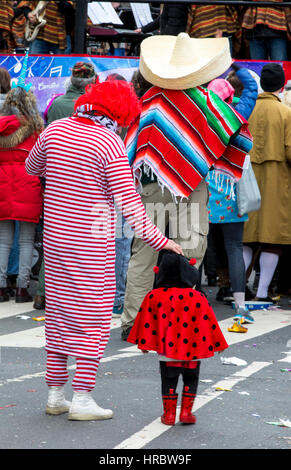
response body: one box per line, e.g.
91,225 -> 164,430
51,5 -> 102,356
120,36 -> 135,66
243,92 -> 291,245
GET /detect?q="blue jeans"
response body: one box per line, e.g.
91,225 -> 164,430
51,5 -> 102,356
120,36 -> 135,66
29,39 -> 62,55
249,37 -> 287,61
114,211 -> 133,308
0,220 -> 36,288
7,221 -> 19,275
64,35 -> 72,54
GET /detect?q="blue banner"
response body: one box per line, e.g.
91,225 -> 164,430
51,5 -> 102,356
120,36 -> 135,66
0,55 -> 289,119
0,55 -> 139,117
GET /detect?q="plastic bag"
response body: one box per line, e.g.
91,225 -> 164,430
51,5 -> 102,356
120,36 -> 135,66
237,161 -> 261,216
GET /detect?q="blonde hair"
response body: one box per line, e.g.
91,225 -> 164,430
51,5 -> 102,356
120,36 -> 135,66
0,87 -> 43,133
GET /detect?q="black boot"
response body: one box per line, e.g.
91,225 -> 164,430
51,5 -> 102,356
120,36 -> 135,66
33,295 -> 45,309
0,288 -> 10,302
121,327 -> 132,341
15,288 -> 33,303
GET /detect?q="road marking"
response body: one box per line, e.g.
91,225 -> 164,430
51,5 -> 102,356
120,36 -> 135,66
0,347 -> 141,387
0,317 -> 122,348
278,352 -> 291,364
1,308 -> 290,348
114,361 -> 271,450
0,303 -> 289,449
0,326 -> 45,348
0,300 -> 35,319
222,308 -> 291,345
0,309 -> 289,389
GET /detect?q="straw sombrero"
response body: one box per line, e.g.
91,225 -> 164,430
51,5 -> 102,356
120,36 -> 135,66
139,33 -> 232,90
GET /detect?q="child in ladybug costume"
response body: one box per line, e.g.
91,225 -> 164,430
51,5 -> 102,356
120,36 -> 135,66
127,250 -> 229,425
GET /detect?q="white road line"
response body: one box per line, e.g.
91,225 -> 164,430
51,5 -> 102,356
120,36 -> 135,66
222,308 -> 291,345
0,326 -> 45,348
1,308 -> 290,349
278,352 -> 291,364
0,317 -> 122,348
0,309 -> 290,388
0,348 -> 141,387
114,361 -> 271,450
0,300 -> 35,319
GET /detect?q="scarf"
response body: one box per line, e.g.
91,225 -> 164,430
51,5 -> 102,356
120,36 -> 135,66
74,104 -> 118,132
124,86 -> 253,199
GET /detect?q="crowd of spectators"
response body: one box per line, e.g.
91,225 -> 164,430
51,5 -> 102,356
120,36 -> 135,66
1,1 -> 291,59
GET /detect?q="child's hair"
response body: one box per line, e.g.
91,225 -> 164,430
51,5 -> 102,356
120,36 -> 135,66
0,87 -> 43,133
227,70 -> 244,97
0,67 -> 11,94
131,70 -> 152,98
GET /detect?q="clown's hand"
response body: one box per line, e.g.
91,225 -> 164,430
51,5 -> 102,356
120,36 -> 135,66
164,239 -> 184,256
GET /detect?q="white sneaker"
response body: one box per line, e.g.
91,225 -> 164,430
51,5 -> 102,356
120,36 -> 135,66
68,391 -> 113,421
46,386 -> 71,415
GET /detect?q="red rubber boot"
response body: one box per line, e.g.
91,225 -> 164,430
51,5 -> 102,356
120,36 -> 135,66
179,386 -> 196,424
161,389 -> 178,425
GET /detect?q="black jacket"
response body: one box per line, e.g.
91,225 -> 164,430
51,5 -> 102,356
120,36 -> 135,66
142,4 -> 189,36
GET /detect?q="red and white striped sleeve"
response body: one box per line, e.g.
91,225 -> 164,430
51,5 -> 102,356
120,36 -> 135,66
104,137 -> 168,251
25,129 -> 47,177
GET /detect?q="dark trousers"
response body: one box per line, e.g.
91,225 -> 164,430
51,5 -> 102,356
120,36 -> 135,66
207,223 -> 246,293
160,361 -> 200,395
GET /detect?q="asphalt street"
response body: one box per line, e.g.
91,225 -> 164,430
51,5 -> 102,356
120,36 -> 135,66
0,279 -> 291,459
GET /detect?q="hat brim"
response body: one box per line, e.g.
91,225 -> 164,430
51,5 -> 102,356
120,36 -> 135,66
139,34 -> 232,90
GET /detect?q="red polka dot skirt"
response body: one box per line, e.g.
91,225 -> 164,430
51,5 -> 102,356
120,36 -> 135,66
127,287 -> 228,361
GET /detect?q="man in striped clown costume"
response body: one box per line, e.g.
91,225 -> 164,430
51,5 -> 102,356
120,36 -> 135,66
120,33 -> 253,341
26,77 -> 183,421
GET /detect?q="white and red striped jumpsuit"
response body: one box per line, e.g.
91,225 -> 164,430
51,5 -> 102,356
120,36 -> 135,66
26,116 -> 167,391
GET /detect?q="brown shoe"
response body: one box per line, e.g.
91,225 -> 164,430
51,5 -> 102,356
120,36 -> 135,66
15,288 -> 33,303
33,295 -> 45,310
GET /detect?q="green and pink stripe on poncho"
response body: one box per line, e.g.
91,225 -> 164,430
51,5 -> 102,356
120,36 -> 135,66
124,86 -> 253,198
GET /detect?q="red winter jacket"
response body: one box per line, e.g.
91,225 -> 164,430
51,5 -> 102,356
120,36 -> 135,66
0,115 -> 43,223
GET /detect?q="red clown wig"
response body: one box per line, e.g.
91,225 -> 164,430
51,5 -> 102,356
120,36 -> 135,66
74,79 -> 141,127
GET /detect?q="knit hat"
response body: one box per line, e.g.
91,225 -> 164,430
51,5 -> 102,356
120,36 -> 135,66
260,64 -> 285,92
207,78 -> 235,103
71,62 -> 97,89
72,62 -> 95,78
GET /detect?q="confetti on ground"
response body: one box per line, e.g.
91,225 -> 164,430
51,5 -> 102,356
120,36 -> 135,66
220,356 -> 247,366
16,315 -> 30,320
266,419 -> 291,428
0,404 -> 16,410
215,387 -> 232,392
32,316 -> 45,321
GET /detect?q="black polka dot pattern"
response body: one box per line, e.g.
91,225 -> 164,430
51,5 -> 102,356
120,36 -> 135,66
130,287 -> 228,361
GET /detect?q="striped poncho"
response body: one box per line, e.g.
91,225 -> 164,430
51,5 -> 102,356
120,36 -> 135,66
187,5 -> 241,39
124,86 -> 253,199
242,0 -> 291,40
